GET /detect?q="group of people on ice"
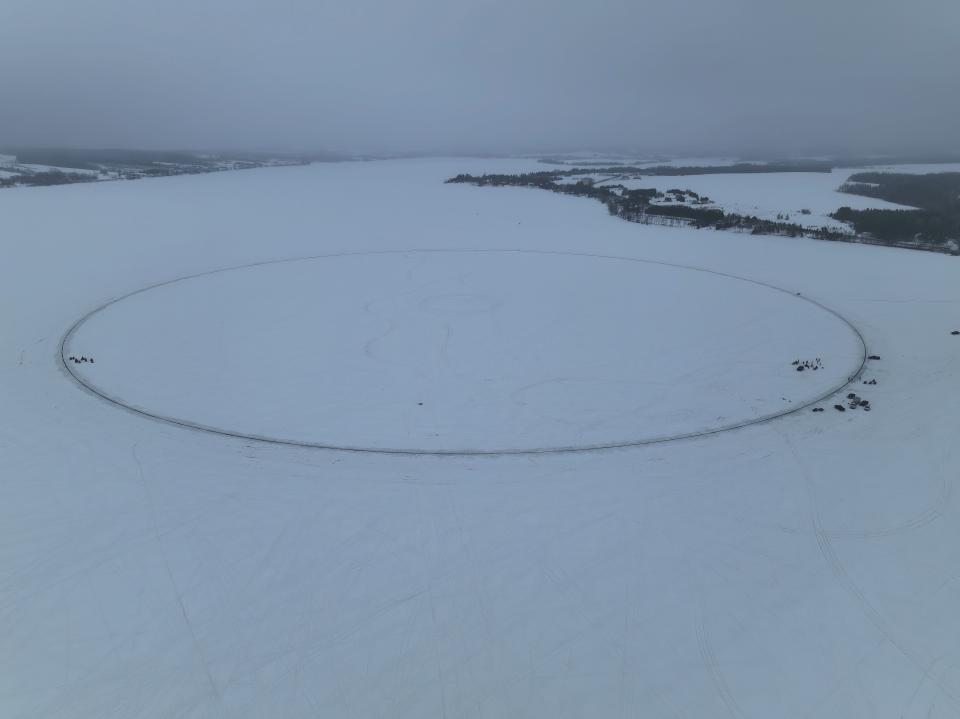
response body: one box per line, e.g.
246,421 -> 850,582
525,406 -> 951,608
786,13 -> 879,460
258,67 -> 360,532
792,358 -> 822,372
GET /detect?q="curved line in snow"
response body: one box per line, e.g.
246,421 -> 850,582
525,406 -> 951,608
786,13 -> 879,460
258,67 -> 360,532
59,248 -> 869,456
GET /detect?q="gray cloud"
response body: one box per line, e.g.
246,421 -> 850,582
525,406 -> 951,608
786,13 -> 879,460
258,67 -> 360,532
0,0 -> 957,156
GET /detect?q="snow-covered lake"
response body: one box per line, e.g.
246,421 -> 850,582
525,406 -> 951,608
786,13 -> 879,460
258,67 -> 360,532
3,158 -> 960,718
63,249 -> 863,453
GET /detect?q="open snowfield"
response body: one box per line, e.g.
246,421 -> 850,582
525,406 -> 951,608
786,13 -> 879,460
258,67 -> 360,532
63,250 -> 863,453
4,158 -> 960,718
609,168 -> 916,230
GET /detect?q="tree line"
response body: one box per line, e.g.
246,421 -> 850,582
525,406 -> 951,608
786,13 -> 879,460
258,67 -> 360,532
836,172 -> 960,247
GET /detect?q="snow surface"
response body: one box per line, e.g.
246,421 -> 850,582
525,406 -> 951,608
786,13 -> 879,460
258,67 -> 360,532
607,167 -> 915,230
4,158 -> 960,718
64,250 -> 863,452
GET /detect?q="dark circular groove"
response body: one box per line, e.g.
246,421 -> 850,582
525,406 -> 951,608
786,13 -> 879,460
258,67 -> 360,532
60,249 -> 869,456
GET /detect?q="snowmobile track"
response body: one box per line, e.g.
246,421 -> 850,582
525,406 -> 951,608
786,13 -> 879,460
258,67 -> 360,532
59,248 -> 869,456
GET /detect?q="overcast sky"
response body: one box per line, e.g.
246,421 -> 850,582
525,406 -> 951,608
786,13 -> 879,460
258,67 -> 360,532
0,0 -> 957,157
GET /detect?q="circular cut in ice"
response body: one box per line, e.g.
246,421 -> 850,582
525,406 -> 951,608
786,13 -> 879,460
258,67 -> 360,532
63,250 -> 865,453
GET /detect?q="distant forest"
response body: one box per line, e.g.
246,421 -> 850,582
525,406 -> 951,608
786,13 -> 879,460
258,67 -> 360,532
836,172 -> 960,246
3,148 -> 210,171
533,161 -> 834,177
0,147 -> 331,171
0,170 -> 97,188
0,148 -> 314,190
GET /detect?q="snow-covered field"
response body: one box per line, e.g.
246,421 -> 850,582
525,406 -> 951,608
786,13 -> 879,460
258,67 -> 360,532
4,158 -> 960,718
608,168 -> 916,230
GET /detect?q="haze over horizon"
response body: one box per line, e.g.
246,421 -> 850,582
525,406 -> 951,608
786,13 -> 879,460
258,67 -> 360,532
1,0 -> 958,158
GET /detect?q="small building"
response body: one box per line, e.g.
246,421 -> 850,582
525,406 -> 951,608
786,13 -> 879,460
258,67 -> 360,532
0,154 -> 16,167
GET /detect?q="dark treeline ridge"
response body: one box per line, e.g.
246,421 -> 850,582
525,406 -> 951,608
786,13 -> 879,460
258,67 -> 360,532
836,172 -> 960,248
535,161 -> 834,176
0,170 -> 98,188
0,148 -> 313,190
1,148 -> 212,171
841,172 -> 960,212
832,207 -> 956,244
642,161 -> 833,175
0,147 -> 318,170
447,170 -> 853,242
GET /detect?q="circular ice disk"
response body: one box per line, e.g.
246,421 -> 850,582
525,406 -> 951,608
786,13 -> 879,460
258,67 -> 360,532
63,250 -> 864,453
